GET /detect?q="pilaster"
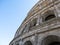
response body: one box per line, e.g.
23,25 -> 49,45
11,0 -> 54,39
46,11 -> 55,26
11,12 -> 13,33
36,15 -> 40,26
34,34 -> 38,45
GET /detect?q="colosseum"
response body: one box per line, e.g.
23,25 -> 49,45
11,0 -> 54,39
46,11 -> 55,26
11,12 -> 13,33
9,0 -> 60,45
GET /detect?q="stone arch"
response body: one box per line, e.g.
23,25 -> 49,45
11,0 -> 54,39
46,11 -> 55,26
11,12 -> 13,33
41,35 -> 60,45
42,10 -> 56,22
30,18 -> 37,28
24,41 -> 33,45
45,14 -> 55,21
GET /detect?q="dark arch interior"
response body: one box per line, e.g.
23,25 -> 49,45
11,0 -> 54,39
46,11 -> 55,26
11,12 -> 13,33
16,43 -> 19,45
30,19 -> 37,28
33,19 -> 37,26
49,42 -> 60,45
41,35 -> 60,45
45,14 -> 55,21
24,41 -> 32,45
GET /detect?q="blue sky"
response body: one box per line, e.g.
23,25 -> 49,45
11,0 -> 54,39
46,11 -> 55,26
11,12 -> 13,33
0,0 -> 38,45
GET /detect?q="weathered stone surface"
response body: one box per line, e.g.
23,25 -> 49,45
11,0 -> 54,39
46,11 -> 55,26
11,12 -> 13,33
9,0 -> 60,45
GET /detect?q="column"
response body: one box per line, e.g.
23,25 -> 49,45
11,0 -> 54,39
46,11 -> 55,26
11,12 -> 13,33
20,39 -> 23,45
27,24 -> 30,32
52,0 -> 59,17
36,15 -> 40,26
34,34 -> 38,45
13,42 -> 16,45
19,41 -> 22,45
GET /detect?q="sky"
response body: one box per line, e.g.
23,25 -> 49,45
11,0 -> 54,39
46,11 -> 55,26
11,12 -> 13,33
0,0 -> 38,45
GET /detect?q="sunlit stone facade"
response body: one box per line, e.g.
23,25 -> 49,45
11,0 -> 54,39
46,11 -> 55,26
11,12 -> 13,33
9,0 -> 60,45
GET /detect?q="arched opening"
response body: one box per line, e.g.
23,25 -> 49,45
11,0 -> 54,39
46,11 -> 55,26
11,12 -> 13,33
45,14 -> 55,21
24,41 -> 32,45
41,35 -> 60,45
16,44 -> 19,45
30,18 -> 37,28
33,19 -> 37,26
11,44 -> 13,45
49,41 -> 60,45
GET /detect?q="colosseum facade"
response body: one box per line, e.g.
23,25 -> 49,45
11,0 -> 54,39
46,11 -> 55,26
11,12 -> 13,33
9,0 -> 60,45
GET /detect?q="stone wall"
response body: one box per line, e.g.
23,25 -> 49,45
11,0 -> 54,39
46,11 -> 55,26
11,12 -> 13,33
9,0 -> 60,45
